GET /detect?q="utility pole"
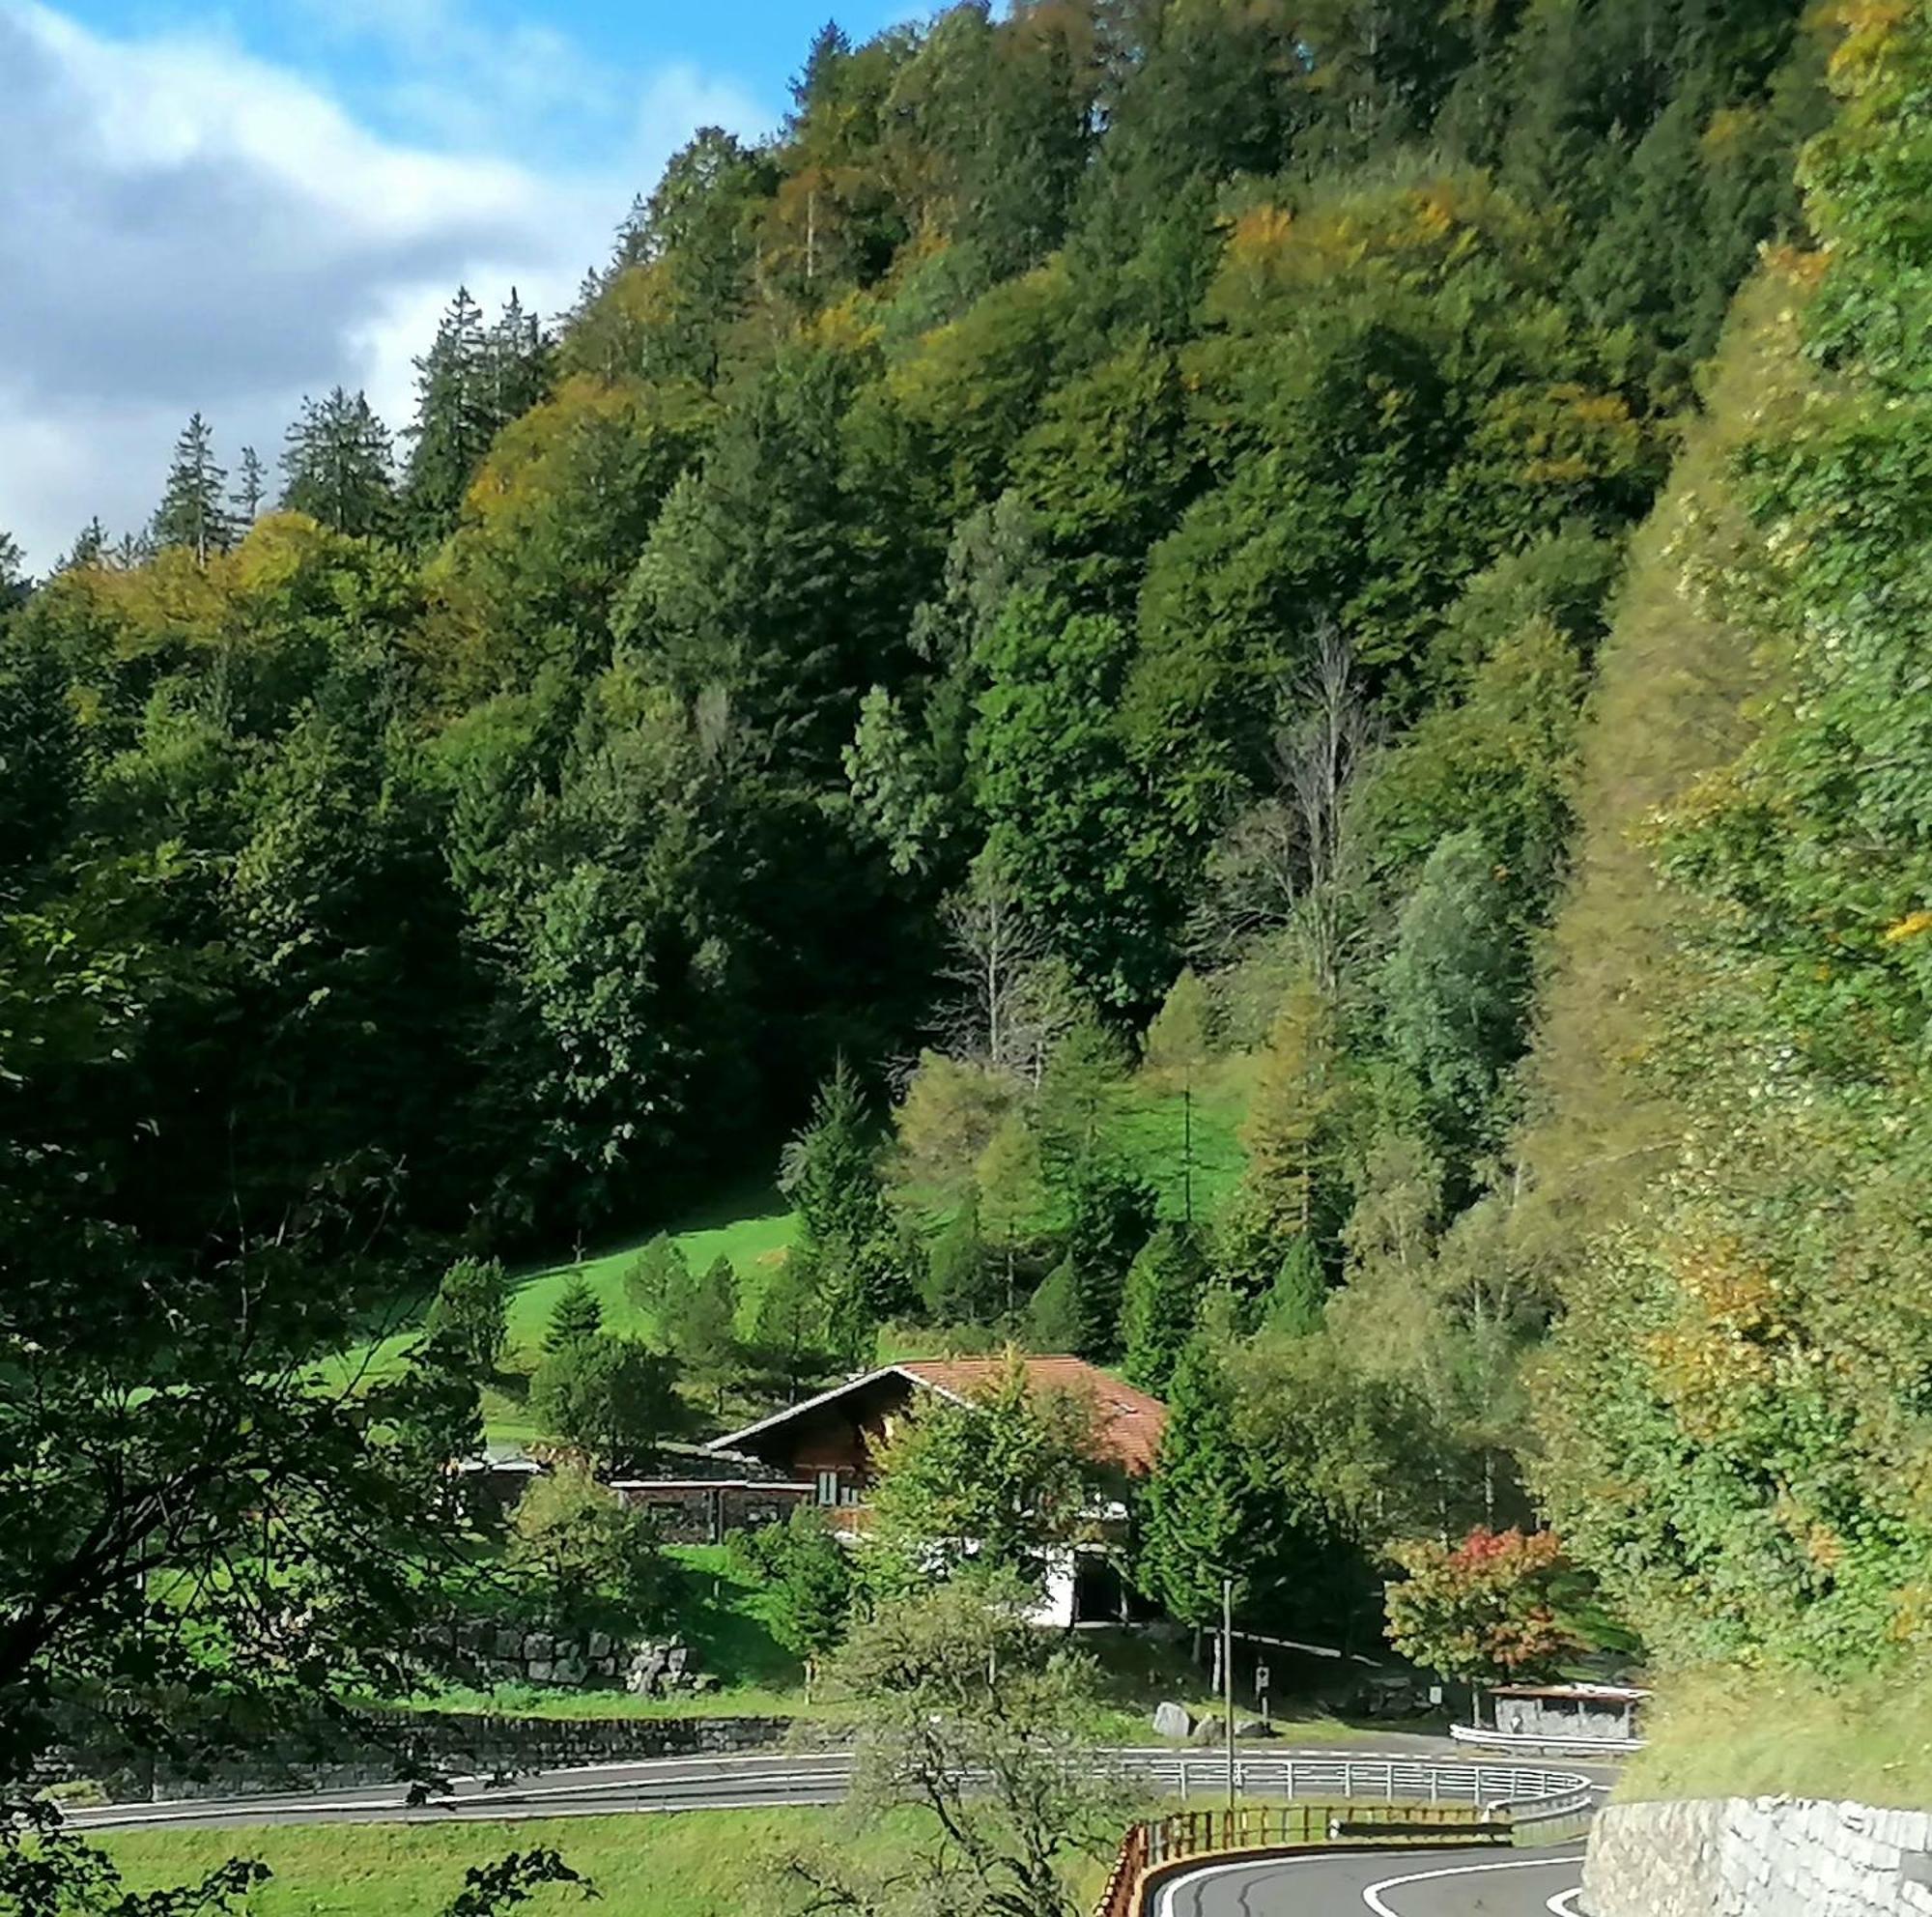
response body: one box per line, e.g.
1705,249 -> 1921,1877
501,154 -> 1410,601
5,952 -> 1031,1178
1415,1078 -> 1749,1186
1222,1573 -> 1236,1813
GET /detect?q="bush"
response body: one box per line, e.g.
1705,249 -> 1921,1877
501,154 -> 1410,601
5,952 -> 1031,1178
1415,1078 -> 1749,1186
529,1332 -> 679,1471
423,1256 -> 510,1378
507,1462 -> 668,1637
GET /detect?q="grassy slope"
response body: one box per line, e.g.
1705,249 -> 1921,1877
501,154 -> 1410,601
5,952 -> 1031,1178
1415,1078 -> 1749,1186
423,1552 -> 1431,1736
94,1807 -> 1111,1917
1622,1668 -> 1932,1810
326,1062 -> 1255,1445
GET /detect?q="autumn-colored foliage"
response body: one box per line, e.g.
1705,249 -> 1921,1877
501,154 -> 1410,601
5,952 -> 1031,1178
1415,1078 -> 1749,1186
1384,1528 -> 1580,1685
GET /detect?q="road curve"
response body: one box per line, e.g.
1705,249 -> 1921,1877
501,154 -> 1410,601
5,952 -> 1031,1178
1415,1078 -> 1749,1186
1152,1845 -> 1586,1917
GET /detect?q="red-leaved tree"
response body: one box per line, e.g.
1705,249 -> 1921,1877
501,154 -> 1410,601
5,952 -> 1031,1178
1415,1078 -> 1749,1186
1383,1527 -> 1580,1687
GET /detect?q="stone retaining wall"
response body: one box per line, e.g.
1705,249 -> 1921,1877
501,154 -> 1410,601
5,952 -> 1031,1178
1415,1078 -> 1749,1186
1581,1797 -> 1932,1917
437,1622 -> 713,1696
41,1709 -> 794,1804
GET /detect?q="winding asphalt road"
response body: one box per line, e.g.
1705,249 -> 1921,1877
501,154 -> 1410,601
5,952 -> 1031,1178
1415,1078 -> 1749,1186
1153,1845 -> 1586,1916
64,1741 -> 1605,1912
64,1739 -> 1611,1835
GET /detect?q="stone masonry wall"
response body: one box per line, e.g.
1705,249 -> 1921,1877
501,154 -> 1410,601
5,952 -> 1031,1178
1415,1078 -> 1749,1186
1582,1797 -> 1932,1917
40,1709 -> 795,1804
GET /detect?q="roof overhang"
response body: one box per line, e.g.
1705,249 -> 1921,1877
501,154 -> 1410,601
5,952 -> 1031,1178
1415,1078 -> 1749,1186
705,1363 -> 960,1455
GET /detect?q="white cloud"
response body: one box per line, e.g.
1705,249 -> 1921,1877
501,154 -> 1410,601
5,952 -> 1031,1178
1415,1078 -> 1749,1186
0,2 -> 768,569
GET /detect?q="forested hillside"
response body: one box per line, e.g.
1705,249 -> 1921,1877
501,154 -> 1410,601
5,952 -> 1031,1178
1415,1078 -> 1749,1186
14,0 -> 1932,1710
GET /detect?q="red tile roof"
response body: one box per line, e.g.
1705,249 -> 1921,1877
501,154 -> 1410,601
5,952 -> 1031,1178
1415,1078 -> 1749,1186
895,1357 -> 1168,1476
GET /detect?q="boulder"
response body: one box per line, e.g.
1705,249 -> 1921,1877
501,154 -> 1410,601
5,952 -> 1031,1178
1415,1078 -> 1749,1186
526,1660 -> 554,1684
1235,1717 -> 1275,1740
587,1631 -> 612,1662
553,1656 -> 586,1687
1151,1702 -> 1196,1740
1190,1720 -> 1223,1747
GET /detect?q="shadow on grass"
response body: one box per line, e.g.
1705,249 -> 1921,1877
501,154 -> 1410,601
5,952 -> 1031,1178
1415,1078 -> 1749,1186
663,1545 -> 803,1696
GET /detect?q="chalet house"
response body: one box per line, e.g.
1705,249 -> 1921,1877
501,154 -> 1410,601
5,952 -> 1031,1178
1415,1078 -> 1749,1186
613,1356 -> 1168,1626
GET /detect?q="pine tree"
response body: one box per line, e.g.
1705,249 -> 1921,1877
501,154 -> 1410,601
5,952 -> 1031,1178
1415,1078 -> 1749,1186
543,1273 -> 604,1354
281,387 -> 396,538
0,531 -> 22,601
152,413 -> 232,562
403,287 -> 489,543
1121,1223 -> 1207,1395
232,445 -> 268,528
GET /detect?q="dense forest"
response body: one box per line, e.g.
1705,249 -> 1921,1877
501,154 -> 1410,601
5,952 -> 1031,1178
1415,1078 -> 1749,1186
6,0 -> 1931,1768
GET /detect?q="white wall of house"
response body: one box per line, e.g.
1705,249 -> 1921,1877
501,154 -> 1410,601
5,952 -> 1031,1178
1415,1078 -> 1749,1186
1027,1554 -> 1078,1630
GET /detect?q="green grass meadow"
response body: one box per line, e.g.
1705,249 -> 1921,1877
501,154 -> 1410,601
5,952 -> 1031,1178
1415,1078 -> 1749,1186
322,1059 -> 1258,1447
93,1806 -> 1098,1917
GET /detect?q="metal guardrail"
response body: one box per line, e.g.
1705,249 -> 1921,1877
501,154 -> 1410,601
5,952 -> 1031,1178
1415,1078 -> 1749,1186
1099,1752 -> 1591,1817
1090,1756 -> 1596,1917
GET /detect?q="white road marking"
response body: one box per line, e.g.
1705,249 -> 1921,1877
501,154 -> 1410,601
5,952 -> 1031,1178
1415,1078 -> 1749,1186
1152,1853 -> 1326,1917
1153,1850 -> 1586,1917
1546,1890 -> 1586,1914
1362,1856 -> 1582,1914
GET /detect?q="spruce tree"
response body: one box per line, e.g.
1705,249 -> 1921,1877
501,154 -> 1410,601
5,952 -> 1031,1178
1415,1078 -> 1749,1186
232,445 -> 268,527
1026,1259 -> 1081,1352
60,518 -> 106,570
624,1233 -> 692,1322
753,1252 -> 832,1402
1136,1334 -> 1265,1635
1121,1223 -> 1207,1395
543,1273 -> 605,1354
1060,1155 -> 1156,1361
403,286 -> 488,543
0,531 -> 22,602
281,387 -> 396,538
1261,1236 -> 1325,1338
484,288 -> 549,424
781,1060 -> 885,1248
152,413 -> 232,562
923,1205 -> 999,1324
676,1255 -> 740,1412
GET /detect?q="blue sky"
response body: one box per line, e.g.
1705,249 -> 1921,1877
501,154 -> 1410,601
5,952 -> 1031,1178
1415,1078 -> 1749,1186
2,0 -> 906,565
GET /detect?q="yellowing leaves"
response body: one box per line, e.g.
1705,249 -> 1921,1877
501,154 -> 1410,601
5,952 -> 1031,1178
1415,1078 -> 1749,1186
1824,0 -> 1913,80
1882,909 -> 1932,944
